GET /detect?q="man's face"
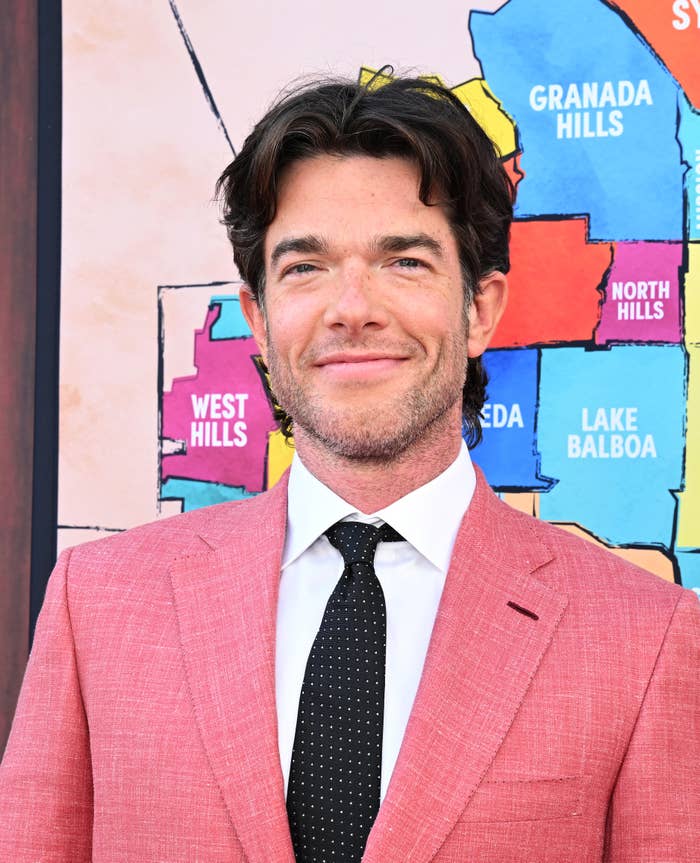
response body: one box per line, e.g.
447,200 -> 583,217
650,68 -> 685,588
242,154 -> 488,462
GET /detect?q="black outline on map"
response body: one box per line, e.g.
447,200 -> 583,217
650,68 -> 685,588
167,0 -> 235,155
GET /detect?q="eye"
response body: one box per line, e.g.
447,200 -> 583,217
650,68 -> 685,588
283,262 -> 318,277
393,257 -> 424,269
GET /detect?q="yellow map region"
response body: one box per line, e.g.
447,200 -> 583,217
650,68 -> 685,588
267,429 -> 294,488
676,242 -> 700,549
359,67 -> 517,158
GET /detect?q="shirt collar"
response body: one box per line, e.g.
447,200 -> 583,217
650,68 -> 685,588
282,442 -> 475,573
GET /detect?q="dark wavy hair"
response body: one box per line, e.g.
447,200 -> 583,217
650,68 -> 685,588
216,73 -> 513,446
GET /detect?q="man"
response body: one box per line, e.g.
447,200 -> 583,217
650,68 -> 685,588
1,77 -> 698,862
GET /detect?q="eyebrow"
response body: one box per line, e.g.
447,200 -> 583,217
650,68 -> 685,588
371,233 -> 445,259
269,235 -> 329,270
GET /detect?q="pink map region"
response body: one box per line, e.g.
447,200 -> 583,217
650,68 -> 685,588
162,306 -> 278,492
596,242 -> 682,345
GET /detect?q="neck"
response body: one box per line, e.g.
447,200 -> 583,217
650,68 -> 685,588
293,419 -> 463,514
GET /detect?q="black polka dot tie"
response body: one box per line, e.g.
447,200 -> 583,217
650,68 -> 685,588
287,521 -> 403,863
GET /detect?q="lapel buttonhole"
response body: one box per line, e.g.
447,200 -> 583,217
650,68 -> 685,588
507,600 -> 539,621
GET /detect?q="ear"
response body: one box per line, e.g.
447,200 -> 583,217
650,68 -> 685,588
239,285 -> 269,364
467,271 -> 508,358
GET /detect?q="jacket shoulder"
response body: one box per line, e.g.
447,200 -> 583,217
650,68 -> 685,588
64,485 -> 283,576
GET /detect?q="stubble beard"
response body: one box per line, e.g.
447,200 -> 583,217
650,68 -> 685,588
265,334 -> 468,464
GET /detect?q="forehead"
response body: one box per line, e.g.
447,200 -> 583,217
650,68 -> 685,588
264,154 -> 455,258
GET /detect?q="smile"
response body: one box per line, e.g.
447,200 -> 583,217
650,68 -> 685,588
315,353 -> 409,379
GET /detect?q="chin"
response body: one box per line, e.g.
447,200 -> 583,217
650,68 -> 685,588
310,433 -> 413,463
299,410 -> 433,463
278,377 -> 462,462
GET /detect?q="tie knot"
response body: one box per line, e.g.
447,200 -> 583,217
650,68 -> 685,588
325,520 -> 403,566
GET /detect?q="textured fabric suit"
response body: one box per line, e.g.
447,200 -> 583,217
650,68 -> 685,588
1,468 -> 698,862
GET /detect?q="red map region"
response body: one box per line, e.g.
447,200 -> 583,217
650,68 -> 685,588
606,0 -> 700,108
502,153 -> 524,203
161,306 -> 278,492
490,217 -> 612,348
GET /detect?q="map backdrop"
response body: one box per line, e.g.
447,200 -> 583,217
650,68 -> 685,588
59,0 -> 700,596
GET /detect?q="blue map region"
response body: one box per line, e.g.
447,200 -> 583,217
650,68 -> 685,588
210,296 -> 252,339
472,348 -> 553,490
161,477 -> 255,511
537,345 -> 685,547
679,95 -> 700,242
676,550 -> 700,594
471,0 -> 682,240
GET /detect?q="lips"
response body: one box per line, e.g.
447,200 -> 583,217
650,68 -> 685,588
314,352 -> 409,380
315,352 -> 408,366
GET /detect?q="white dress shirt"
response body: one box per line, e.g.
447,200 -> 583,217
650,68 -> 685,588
275,443 -> 476,800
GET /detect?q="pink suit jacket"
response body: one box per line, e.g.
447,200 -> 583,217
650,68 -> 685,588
1,469 -> 699,862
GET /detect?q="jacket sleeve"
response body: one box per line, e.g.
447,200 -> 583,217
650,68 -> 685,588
604,588 -> 700,862
0,548 -> 93,862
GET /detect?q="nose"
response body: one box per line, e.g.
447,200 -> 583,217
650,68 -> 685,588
322,263 -> 389,334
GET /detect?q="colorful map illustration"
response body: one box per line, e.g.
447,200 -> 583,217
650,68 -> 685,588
159,0 -> 700,592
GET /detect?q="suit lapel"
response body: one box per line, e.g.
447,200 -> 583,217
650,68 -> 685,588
169,476 -> 296,863
363,473 -> 568,863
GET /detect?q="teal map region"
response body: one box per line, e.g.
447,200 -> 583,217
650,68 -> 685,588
679,95 -> 700,242
471,0 -> 682,240
161,477 -> 255,512
676,551 -> 700,595
210,295 -> 251,339
537,345 -> 686,547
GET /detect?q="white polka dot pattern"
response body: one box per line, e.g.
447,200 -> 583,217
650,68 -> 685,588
286,521 -> 403,863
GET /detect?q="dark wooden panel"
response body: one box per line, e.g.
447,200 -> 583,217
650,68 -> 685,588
30,0 -> 61,644
0,1 -> 38,754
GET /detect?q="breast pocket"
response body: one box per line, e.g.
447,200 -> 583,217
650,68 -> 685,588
461,775 -> 587,823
